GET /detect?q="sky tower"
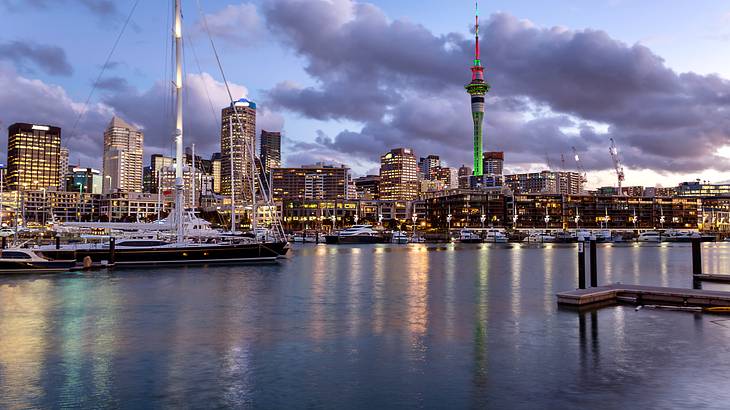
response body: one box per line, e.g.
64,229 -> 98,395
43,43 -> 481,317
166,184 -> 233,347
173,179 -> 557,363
465,1 -> 490,177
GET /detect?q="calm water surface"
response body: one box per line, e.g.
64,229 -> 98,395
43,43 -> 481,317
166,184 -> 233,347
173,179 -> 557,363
2,242 -> 730,409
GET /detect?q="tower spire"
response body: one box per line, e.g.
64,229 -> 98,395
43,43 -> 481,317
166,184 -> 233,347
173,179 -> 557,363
465,1 -> 490,177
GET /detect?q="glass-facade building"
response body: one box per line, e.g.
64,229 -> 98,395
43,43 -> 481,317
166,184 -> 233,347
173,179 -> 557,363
7,123 -> 61,191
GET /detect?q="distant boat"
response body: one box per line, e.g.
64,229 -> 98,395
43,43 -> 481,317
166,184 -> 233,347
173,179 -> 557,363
523,232 -> 555,243
324,225 -> 385,244
391,231 -> 409,244
483,228 -> 508,243
458,229 -> 482,243
637,231 -> 661,242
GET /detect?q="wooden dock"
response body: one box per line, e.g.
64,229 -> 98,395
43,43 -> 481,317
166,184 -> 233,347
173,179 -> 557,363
557,284 -> 730,307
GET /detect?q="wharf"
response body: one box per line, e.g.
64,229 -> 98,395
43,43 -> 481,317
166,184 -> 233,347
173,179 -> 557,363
557,283 -> 730,307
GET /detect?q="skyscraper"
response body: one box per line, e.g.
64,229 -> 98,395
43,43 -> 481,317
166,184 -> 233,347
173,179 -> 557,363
260,130 -> 281,174
418,155 -> 441,180
221,98 -> 256,203
7,123 -> 61,191
58,146 -> 69,190
483,151 -> 504,176
211,152 -> 222,194
103,116 -> 143,193
465,2 -> 490,177
379,148 -> 419,200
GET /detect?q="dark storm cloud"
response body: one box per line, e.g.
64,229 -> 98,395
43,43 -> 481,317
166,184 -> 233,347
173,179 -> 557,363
0,40 -> 73,76
94,76 -> 131,92
262,0 -> 730,175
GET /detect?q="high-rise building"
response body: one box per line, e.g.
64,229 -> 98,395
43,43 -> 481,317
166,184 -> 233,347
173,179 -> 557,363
260,130 -> 281,174
458,165 -> 472,189
7,123 -> 62,191
271,163 -> 350,202
465,4 -> 489,177
58,147 -> 69,190
505,171 -> 583,195
380,148 -> 418,200
65,167 -> 102,194
483,151 -> 504,176
418,155 -> 440,180
354,175 -> 380,200
211,152 -> 222,194
102,116 -> 143,193
221,98 -> 256,204
433,166 -> 459,189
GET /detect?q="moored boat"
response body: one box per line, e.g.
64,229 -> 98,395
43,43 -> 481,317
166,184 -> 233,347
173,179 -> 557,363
325,225 -> 385,244
0,248 -> 76,274
458,229 -> 482,243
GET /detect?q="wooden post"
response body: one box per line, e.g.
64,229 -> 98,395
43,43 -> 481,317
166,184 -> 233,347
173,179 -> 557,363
55,235 -> 61,249
1,236 -> 5,249
109,237 -> 116,266
590,239 -> 597,287
692,238 -> 702,289
578,239 -> 586,289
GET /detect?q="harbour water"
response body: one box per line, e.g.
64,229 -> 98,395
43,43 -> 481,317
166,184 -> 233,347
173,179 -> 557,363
2,242 -> 730,408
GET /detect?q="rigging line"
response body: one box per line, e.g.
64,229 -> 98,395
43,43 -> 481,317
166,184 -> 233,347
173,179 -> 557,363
186,31 -> 220,133
68,0 -> 141,141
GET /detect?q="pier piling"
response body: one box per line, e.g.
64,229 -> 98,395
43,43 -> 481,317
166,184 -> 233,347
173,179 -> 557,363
1,236 -> 5,249
578,239 -> 586,289
692,238 -> 702,289
55,235 -> 60,249
590,239 -> 597,288
109,237 -> 116,266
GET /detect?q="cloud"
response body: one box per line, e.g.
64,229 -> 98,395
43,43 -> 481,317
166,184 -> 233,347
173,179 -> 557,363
262,0 -> 730,179
194,3 -> 265,47
0,40 -> 73,76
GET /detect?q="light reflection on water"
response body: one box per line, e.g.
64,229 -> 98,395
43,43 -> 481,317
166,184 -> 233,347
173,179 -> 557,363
1,243 -> 730,408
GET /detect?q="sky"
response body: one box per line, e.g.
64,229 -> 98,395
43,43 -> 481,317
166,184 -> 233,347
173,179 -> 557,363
0,0 -> 729,189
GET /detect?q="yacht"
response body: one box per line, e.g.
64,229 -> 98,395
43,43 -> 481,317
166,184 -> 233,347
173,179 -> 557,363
324,225 -> 384,244
291,231 -> 319,243
458,229 -> 482,243
483,228 -> 508,243
0,248 -> 76,274
637,231 -> 662,242
40,2 -> 289,266
523,231 -> 556,243
391,231 -> 409,244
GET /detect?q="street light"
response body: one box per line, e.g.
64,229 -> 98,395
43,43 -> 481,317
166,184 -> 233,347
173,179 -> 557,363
353,214 -> 359,225
480,214 -> 486,229
378,213 -> 383,226
446,212 -> 452,239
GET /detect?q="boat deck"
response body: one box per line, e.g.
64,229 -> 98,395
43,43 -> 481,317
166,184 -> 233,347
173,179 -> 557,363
557,283 -> 730,307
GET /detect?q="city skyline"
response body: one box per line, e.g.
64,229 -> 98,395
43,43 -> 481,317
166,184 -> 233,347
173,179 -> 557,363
1,1 -> 729,189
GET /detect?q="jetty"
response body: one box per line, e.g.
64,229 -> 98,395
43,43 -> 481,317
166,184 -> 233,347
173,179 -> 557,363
557,284 -> 730,307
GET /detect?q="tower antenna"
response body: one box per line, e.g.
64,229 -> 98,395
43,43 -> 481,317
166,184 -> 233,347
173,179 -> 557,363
465,1 -> 490,178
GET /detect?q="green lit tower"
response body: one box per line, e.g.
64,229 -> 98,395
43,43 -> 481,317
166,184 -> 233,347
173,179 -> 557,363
465,1 -> 490,177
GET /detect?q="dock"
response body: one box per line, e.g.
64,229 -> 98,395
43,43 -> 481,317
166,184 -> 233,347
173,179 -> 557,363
557,284 -> 730,307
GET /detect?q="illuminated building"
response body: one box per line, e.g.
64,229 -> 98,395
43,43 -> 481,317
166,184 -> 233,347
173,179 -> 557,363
483,151 -> 503,176
260,130 -> 281,174
211,152 -> 222,194
58,147 -> 69,190
504,171 -> 583,195
379,148 -> 418,200
221,98 -> 256,204
7,123 -> 61,191
272,164 -> 350,202
103,116 -> 144,193
354,175 -> 380,199
65,167 -> 102,194
418,155 -> 440,180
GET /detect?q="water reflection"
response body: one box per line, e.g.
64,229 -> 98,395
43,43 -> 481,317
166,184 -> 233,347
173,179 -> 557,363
2,243 -> 730,408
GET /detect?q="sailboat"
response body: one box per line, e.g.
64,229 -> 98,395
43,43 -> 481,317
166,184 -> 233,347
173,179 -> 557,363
38,0 -> 288,266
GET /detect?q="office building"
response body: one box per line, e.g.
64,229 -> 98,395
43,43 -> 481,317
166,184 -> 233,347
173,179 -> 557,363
102,116 -> 143,193
504,171 -> 583,195
211,152 -> 222,194
418,155 -> 440,180
271,163 -> 350,202
380,148 -> 419,200
66,167 -> 102,194
354,175 -> 380,200
221,98 -> 257,204
59,147 -> 69,190
7,123 -> 62,191
483,151 -> 504,176
260,130 -> 281,174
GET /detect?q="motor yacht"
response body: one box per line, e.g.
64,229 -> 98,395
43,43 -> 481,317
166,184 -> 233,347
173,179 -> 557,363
324,225 -> 384,244
458,229 -> 482,243
637,231 -> 662,242
483,228 -> 508,243
523,231 -> 556,243
0,248 -> 76,274
391,231 -> 409,244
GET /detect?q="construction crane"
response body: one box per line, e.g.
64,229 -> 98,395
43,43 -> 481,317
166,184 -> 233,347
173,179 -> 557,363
571,146 -> 588,187
608,138 -> 625,194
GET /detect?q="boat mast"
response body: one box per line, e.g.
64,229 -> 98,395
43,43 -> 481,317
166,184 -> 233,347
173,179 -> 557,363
229,116 -> 236,232
191,143 -> 196,210
173,0 -> 184,242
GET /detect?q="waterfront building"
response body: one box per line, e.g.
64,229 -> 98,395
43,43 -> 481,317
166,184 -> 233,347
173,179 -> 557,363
354,175 -> 380,200
504,171 -> 583,195
102,116 -> 143,193
597,185 -> 645,196
433,166 -> 459,189
98,192 -> 161,222
6,123 -> 62,191
58,147 -> 69,190
221,98 -> 256,204
272,164 -> 350,202
279,199 -> 412,231
380,148 -> 419,200
676,181 -> 730,197
465,4 -> 489,176
158,162 -> 196,208
644,186 -> 677,197
260,130 -> 281,174
66,167 -> 102,194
